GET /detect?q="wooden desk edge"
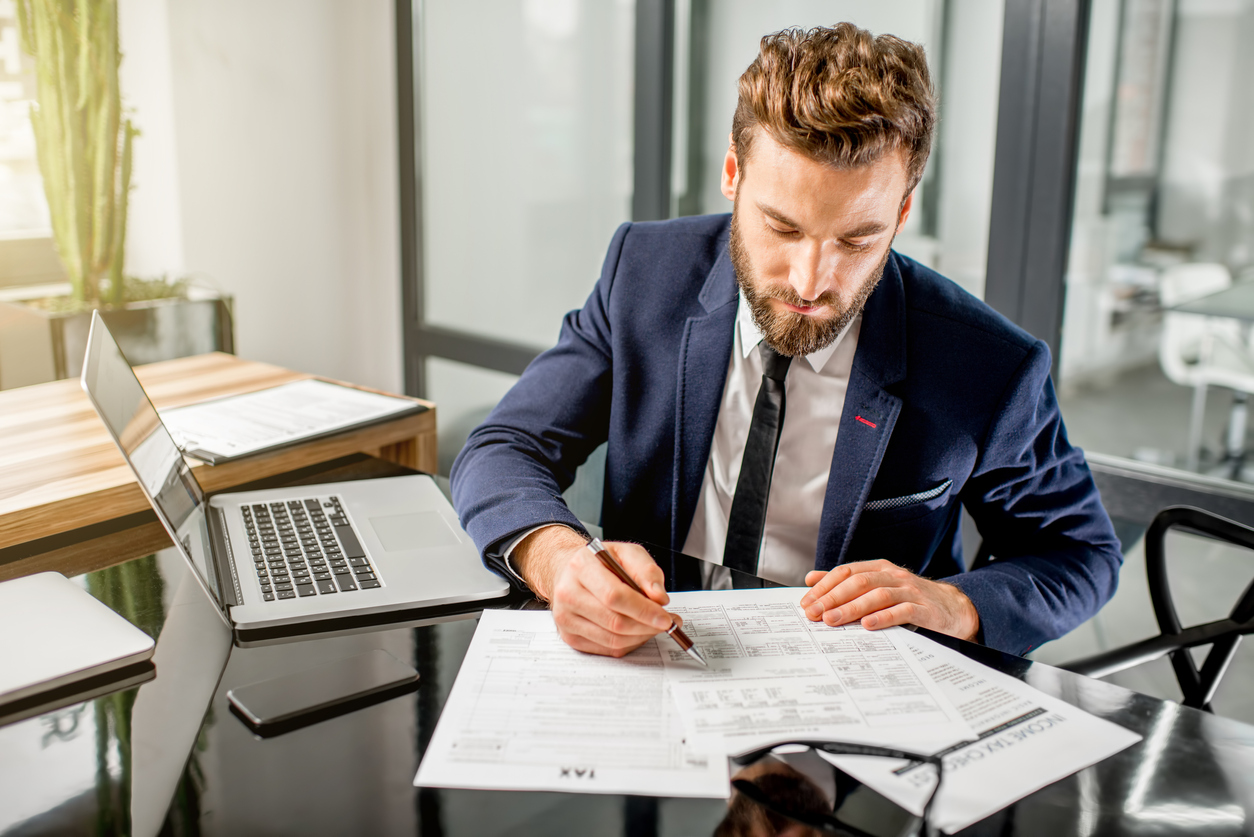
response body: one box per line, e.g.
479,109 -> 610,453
0,355 -> 438,551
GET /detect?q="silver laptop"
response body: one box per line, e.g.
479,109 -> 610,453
81,312 -> 510,645
0,571 -> 156,725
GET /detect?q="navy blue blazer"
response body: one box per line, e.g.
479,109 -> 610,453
451,214 -> 1122,655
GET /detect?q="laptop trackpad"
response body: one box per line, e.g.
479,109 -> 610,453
369,512 -> 459,551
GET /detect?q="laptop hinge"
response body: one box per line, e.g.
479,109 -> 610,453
208,505 -> 242,607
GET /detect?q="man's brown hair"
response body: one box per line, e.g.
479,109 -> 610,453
732,23 -> 936,194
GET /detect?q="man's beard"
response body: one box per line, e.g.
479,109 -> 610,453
729,208 -> 891,358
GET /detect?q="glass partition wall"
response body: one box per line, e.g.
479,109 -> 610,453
1058,0 -> 1254,483
0,2 -> 62,288
1040,0 -> 1254,718
401,0 -> 636,475
402,0 -> 1005,474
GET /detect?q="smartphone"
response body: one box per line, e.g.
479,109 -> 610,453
227,649 -> 419,737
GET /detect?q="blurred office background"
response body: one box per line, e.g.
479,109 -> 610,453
412,0 -> 1003,476
407,0 -> 1254,487
2,0 -> 1253,716
0,0 -> 404,394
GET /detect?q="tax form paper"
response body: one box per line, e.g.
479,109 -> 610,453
825,634 -> 1143,834
414,589 -> 978,798
659,588 -> 1142,833
417,588 -> 1140,823
413,609 -> 729,797
659,588 -> 977,755
160,379 -> 423,463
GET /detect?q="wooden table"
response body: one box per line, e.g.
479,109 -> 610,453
0,352 -> 436,580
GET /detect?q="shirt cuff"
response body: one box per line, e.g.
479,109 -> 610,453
499,524 -> 581,585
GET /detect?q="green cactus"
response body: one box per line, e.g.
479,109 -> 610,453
15,0 -> 136,308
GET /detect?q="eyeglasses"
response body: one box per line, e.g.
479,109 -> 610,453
726,740 -> 946,837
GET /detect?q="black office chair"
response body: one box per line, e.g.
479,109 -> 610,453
967,453 -> 1254,712
969,452 -> 1254,572
1061,505 -> 1254,712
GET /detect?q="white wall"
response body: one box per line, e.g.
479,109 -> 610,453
118,0 -> 185,280
119,0 -> 403,394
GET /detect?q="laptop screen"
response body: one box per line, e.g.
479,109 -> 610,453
80,314 -> 222,607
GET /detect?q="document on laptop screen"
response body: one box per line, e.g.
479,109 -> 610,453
159,379 -> 423,463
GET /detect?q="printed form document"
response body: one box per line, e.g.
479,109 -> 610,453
415,587 -> 1140,826
160,379 -> 422,463
415,589 -> 978,797
659,588 -> 1140,831
826,633 -> 1142,833
658,588 -> 976,754
413,608 -> 728,797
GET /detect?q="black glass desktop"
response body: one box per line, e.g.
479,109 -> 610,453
2,457 -> 1253,837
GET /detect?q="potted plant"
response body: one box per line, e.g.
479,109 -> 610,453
0,0 -> 232,390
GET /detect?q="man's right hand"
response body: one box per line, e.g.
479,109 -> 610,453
512,525 -> 679,657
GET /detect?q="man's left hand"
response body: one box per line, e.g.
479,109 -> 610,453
800,560 -> 980,641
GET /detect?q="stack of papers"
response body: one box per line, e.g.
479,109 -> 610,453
412,608 -> 726,797
415,587 -> 1141,833
161,379 -> 424,464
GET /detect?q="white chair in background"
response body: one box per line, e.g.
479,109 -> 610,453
1158,263 -> 1254,472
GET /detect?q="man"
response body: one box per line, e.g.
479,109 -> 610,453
451,23 -> 1121,659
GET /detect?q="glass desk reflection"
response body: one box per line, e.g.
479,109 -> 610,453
2,459 -> 1254,836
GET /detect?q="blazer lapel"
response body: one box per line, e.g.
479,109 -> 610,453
814,254 -> 909,571
671,244 -> 738,550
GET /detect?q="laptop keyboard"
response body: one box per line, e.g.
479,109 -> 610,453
241,497 -> 383,602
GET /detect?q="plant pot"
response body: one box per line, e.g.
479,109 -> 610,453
0,291 -> 235,390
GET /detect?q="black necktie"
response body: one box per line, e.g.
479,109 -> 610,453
723,343 -> 792,576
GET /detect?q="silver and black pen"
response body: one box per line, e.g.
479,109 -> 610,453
586,537 -> 708,667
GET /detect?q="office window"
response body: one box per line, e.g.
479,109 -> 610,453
1059,0 -> 1254,480
421,0 -> 635,350
412,0 -> 636,471
410,1 -> 1007,474
426,357 -> 519,476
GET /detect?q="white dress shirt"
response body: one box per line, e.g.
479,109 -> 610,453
681,295 -> 860,585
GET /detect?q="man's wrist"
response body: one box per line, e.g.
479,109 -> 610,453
938,580 -> 981,642
512,525 -> 589,601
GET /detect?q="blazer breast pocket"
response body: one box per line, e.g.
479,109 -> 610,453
859,479 -> 954,528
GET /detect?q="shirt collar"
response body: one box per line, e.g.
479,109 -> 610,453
736,293 -> 857,374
